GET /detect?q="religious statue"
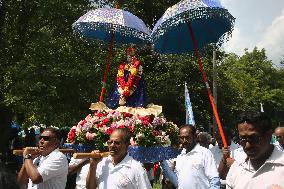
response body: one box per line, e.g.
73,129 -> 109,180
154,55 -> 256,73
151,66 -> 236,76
106,45 -> 147,109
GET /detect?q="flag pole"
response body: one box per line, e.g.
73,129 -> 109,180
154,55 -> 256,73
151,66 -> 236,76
185,82 -> 195,126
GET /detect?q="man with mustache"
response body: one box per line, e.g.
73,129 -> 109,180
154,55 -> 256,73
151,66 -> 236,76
161,124 -> 220,189
226,111 -> 284,189
17,127 -> 68,189
86,127 -> 152,189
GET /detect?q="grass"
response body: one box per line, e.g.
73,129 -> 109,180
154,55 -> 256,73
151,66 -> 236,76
153,182 -> 162,189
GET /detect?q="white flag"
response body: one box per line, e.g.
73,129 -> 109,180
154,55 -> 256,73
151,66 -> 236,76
185,82 -> 195,126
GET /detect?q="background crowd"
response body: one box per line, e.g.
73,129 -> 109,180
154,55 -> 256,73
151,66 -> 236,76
0,111 -> 284,189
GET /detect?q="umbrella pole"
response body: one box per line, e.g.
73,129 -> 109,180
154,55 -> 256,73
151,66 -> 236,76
187,23 -> 228,148
99,1 -> 119,102
99,33 -> 115,102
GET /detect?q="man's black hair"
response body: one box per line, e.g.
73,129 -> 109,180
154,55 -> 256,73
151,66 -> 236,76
180,124 -> 196,135
43,127 -> 62,141
237,111 -> 272,134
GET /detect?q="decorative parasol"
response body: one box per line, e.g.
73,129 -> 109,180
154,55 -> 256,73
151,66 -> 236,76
151,0 -> 234,54
151,0 -> 235,147
73,8 -> 151,45
73,6 -> 151,102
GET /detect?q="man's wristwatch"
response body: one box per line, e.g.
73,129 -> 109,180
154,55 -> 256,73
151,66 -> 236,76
24,154 -> 32,160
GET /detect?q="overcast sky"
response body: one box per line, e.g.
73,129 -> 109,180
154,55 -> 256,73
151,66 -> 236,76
219,0 -> 284,67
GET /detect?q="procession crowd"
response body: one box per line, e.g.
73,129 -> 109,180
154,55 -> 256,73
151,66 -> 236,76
1,111 -> 284,189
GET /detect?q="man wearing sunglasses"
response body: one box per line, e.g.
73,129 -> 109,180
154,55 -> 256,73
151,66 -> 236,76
226,111 -> 284,189
86,127 -> 152,189
274,127 -> 284,151
17,127 -> 68,189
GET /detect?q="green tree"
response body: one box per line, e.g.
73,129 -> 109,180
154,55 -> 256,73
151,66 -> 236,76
218,47 -> 284,127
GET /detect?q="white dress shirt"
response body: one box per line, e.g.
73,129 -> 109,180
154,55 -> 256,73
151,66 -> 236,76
274,141 -> 284,151
226,147 -> 284,189
28,149 -> 68,189
210,141 -> 240,168
96,154 -> 152,189
162,144 -> 220,189
69,157 -> 90,189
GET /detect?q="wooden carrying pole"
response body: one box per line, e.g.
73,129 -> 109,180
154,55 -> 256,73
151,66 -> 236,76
73,152 -> 110,159
187,23 -> 228,148
13,149 -> 75,156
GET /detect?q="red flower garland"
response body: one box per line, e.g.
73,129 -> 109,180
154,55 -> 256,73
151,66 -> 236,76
116,56 -> 142,99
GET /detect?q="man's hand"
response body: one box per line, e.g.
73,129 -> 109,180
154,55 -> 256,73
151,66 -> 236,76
89,150 -> 103,168
23,147 -> 40,159
226,157 -> 235,167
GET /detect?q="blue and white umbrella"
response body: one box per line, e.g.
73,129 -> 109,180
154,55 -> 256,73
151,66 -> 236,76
73,8 -> 151,45
151,0 -> 235,54
151,0 -> 234,147
73,7 -> 151,102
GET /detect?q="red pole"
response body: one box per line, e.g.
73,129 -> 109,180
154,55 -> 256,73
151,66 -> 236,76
99,1 -> 120,102
187,23 -> 228,147
99,33 -> 115,102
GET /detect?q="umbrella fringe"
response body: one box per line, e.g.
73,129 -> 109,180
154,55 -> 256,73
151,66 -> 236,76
152,7 -> 235,48
73,22 -> 151,44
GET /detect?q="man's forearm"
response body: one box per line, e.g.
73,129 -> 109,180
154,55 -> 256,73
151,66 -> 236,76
86,164 -> 97,189
160,161 -> 178,187
218,158 -> 234,179
17,164 -> 28,184
69,159 -> 89,174
24,159 -> 43,183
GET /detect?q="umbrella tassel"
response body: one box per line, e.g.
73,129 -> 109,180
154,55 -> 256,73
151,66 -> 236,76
187,22 -> 228,148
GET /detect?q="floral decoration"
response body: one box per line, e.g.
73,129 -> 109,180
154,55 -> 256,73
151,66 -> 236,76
117,56 -> 143,105
67,109 -> 179,149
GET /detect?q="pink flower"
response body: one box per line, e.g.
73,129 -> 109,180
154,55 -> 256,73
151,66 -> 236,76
86,132 -> 96,140
85,114 -> 92,122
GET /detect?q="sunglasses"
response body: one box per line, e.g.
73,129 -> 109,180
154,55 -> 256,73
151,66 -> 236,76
39,136 -> 53,141
239,135 -> 262,146
106,140 -> 123,146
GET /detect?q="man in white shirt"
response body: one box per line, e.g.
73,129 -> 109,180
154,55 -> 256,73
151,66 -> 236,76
226,111 -> 284,189
161,125 -> 220,189
86,128 -> 152,189
210,129 -> 241,184
68,157 -> 90,189
210,129 -> 240,168
274,127 -> 284,151
17,127 -> 68,189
